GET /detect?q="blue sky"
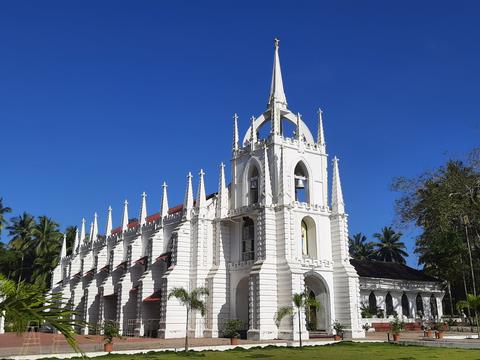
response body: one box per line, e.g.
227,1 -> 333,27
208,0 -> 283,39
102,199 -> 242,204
1,1 -> 479,268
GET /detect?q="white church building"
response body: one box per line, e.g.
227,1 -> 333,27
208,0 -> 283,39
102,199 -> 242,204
50,40 -> 444,341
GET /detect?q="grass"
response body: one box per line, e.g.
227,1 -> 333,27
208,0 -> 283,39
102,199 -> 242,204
37,342 -> 480,360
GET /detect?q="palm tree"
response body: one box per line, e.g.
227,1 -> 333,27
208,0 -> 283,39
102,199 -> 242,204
0,198 -> 12,237
348,233 -> 376,261
7,212 -> 36,252
457,294 -> 480,339
0,275 -> 81,353
33,216 -> 63,257
64,226 -> 77,255
168,287 -> 209,351
275,292 -> 320,347
373,227 -> 409,264
7,212 -> 36,282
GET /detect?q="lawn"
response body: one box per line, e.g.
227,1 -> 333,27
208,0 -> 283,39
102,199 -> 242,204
39,342 -> 480,360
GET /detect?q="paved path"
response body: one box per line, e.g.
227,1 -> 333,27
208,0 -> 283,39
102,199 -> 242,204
0,331 -> 478,359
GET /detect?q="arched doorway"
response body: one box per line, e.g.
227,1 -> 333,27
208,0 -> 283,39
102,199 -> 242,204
401,293 -> 410,318
235,277 -> 249,337
416,294 -> 424,317
368,292 -> 377,314
304,274 -> 330,331
385,292 -> 394,316
430,294 -> 438,318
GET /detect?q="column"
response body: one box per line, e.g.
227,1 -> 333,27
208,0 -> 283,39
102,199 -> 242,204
391,291 -> 402,318
407,293 -> 417,320
375,291 -> 387,318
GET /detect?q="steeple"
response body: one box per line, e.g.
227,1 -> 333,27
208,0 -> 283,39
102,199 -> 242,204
268,38 -> 287,110
317,108 -> 326,150
197,169 -> 206,213
232,113 -> 239,152
184,172 -> 194,219
250,116 -> 257,146
122,199 -> 129,231
88,222 -> 94,242
92,212 -> 98,242
296,112 -> 301,140
139,192 -> 147,226
60,233 -> 67,259
216,162 -> 228,217
74,227 -> 80,254
105,206 -> 113,236
263,145 -> 272,206
160,182 -> 169,219
80,218 -> 86,244
331,156 -> 345,214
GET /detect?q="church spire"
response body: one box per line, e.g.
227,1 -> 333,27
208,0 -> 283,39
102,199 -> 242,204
184,172 -> 194,219
105,206 -> 112,236
60,233 -> 67,259
92,212 -> 98,242
331,156 -> 345,214
216,162 -> 228,217
232,113 -> 239,152
74,227 -> 80,254
268,38 -> 287,110
160,182 -> 169,219
197,169 -> 206,213
139,192 -> 147,226
317,108 -> 326,150
122,199 -> 129,231
80,218 -> 86,244
296,112 -> 301,140
88,221 -> 94,242
263,145 -> 272,206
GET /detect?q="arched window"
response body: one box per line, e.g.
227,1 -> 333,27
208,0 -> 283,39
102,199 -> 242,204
301,220 -> 309,256
430,294 -> 438,318
368,292 -> 377,314
402,293 -> 410,317
249,167 -> 259,205
242,217 -> 255,261
416,294 -> 424,317
385,292 -> 394,316
294,162 -> 309,203
300,217 -> 317,258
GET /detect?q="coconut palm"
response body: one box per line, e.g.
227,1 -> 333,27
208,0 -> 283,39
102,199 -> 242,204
457,294 -> 480,339
7,212 -> 36,252
7,212 -> 36,282
33,216 -> 63,257
64,226 -> 77,256
0,275 -> 81,352
168,287 -> 209,351
275,292 -> 320,347
348,233 -> 376,261
373,227 -> 409,264
0,198 -> 12,237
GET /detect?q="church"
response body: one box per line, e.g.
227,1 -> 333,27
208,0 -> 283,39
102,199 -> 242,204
50,40 -> 444,341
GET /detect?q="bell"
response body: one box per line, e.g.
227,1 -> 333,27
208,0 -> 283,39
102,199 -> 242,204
295,178 -> 305,189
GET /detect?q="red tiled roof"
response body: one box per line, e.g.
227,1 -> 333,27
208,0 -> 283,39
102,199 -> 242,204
143,289 -> 162,302
146,213 -> 161,222
108,193 -> 217,235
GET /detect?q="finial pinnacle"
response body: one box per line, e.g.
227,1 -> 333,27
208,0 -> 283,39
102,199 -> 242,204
187,172 -> 192,178
199,169 -> 205,176
274,38 -> 280,48
233,113 -> 238,121
162,181 -> 168,188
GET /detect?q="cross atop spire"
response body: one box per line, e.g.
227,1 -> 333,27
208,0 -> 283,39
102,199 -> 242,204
268,38 -> 287,110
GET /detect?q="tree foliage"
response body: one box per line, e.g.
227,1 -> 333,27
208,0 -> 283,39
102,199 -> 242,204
392,153 -> 480,311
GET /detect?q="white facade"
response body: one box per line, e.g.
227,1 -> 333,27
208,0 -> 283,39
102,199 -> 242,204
50,40 -> 429,341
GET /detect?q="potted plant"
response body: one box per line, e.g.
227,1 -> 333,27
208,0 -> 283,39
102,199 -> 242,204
390,316 -> 404,341
332,320 -> 344,341
223,319 -> 243,345
432,322 -> 447,339
422,321 -> 432,338
103,321 -> 121,353
362,323 -> 371,334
